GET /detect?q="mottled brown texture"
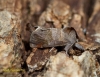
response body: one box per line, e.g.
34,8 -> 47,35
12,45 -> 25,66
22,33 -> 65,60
69,14 -> 86,41
0,10 -> 23,70
87,10 -> 100,43
21,0 -> 50,43
0,0 -> 25,77
1,0 -> 100,77
63,0 -> 94,29
44,52 -> 84,77
38,0 -> 72,28
26,48 -> 57,72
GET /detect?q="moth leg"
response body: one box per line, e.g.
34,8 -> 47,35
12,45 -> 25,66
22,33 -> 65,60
64,43 -> 73,55
74,42 -> 84,51
49,47 -> 55,52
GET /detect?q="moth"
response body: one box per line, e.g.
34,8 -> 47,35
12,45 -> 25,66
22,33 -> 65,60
30,26 -> 84,54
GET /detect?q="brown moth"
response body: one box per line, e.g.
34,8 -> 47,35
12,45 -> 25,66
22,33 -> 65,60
30,26 -> 84,54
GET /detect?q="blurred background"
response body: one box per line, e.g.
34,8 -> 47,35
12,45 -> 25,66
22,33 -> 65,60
0,0 -> 100,77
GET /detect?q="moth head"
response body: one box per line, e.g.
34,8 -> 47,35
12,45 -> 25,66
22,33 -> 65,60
30,26 -> 47,48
